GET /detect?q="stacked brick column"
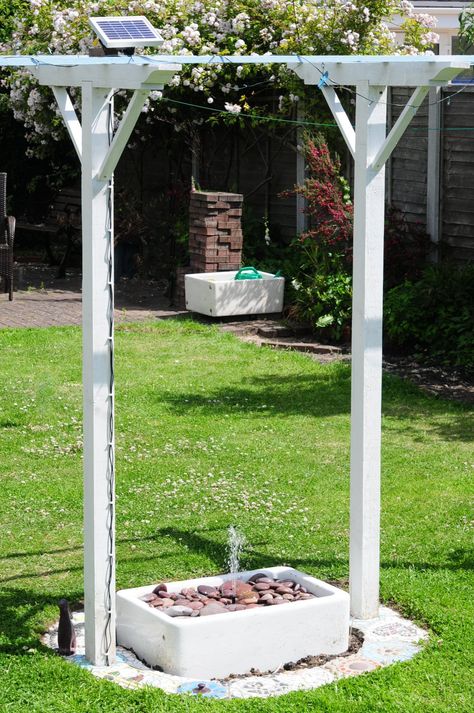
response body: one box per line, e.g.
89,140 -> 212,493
174,191 -> 243,307
189,191 -> 243,272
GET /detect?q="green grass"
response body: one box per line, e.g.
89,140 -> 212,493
0,320 -> 472,712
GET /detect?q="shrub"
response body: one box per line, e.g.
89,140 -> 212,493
384,263 -> 474,373
384,208 -> 430,289
281,134 -> 353,341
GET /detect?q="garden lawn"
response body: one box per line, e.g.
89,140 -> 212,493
0,320 -> 472,713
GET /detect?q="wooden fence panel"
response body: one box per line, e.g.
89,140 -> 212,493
441,86 -> 474,261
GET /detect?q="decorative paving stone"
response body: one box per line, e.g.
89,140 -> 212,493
361,640 -> 420,665
43,605 -> 428,699
228,677 -> 291,699
369,621 -> 423,641
324,656 -> 381,679
177,681 -> 228,698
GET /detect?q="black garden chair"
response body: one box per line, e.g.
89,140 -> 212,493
0,172 -> 16,301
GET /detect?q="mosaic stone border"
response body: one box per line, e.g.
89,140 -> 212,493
43,606 -> 428,699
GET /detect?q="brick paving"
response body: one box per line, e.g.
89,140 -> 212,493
0,265 -> 184,328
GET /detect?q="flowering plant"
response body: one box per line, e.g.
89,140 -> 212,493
282,133 -> 353,338
0,0 -> 438,157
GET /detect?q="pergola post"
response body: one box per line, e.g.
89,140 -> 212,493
349,84 -> 387,619
81,81 -> 116,665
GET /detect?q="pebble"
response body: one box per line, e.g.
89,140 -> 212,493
276,586 -> 294,595
140,593 -> 158,603
166,606 -> 193,617
157,598 -> 174,608
200,603 -> 229,616
153,583 -> 167,595
238,594 -> 259,605
187,601 -> 204,611
234,581 -> 253,596
197,585 -> 218,596
174,599 -> 192,608
143,576 -> 316,617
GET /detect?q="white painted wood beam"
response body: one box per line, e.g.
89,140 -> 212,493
321,86 -> 355,159
349,83 -> 387,620
82,81 -> 116,666
97,89 -> 150,181
370,85 -> 429,172
51,86 -> 82,161
290,60 -> 468,89
34,62 -> 180,90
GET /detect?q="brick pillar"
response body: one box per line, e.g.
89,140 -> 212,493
174,191 -> 243,307
189,191 -> 243,272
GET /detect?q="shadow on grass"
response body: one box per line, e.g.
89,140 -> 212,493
155,527 -> 474,576
155,368 -> 352,420
152,365 -> 473,442
0,586 -> 83,654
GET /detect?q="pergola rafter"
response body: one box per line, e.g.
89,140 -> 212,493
0,52 -> 470,666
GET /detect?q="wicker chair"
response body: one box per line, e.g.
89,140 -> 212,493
0,172 -> 15,301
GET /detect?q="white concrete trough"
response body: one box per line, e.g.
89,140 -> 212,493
116,566 -> 350,678
185,270 -> 285,317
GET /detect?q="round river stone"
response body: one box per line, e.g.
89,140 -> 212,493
166,605 -> 193,617
200,603 -> 229,616
197,585 -> 219,597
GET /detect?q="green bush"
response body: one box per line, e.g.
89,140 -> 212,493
384,263 -> 474,373
290,265 -> 352,340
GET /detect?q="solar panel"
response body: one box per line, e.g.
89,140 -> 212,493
89,16 -> 164,49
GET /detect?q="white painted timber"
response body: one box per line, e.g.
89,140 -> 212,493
321,87 -> 355,159
185,270 -> 285,317
33,62 -> 180,90
349,83 -> 387,620
117,567 -> 350,678
371,85 -> 430,171
97,89 -> 151,180
51,87 -> 82,161
290,57 -> 470,87
81,82 -> 116,666
427,86 -> 441,258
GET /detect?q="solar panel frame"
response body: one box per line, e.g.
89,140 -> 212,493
89,16 -> 164,48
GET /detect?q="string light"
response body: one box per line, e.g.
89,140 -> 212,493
103,93 -> 115,667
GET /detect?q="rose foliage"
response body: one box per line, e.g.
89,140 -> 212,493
1,0 -> 438,157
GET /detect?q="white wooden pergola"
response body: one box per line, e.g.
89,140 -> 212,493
0,52 -> 469,666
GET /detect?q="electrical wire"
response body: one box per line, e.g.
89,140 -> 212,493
159,95 -> 474,132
